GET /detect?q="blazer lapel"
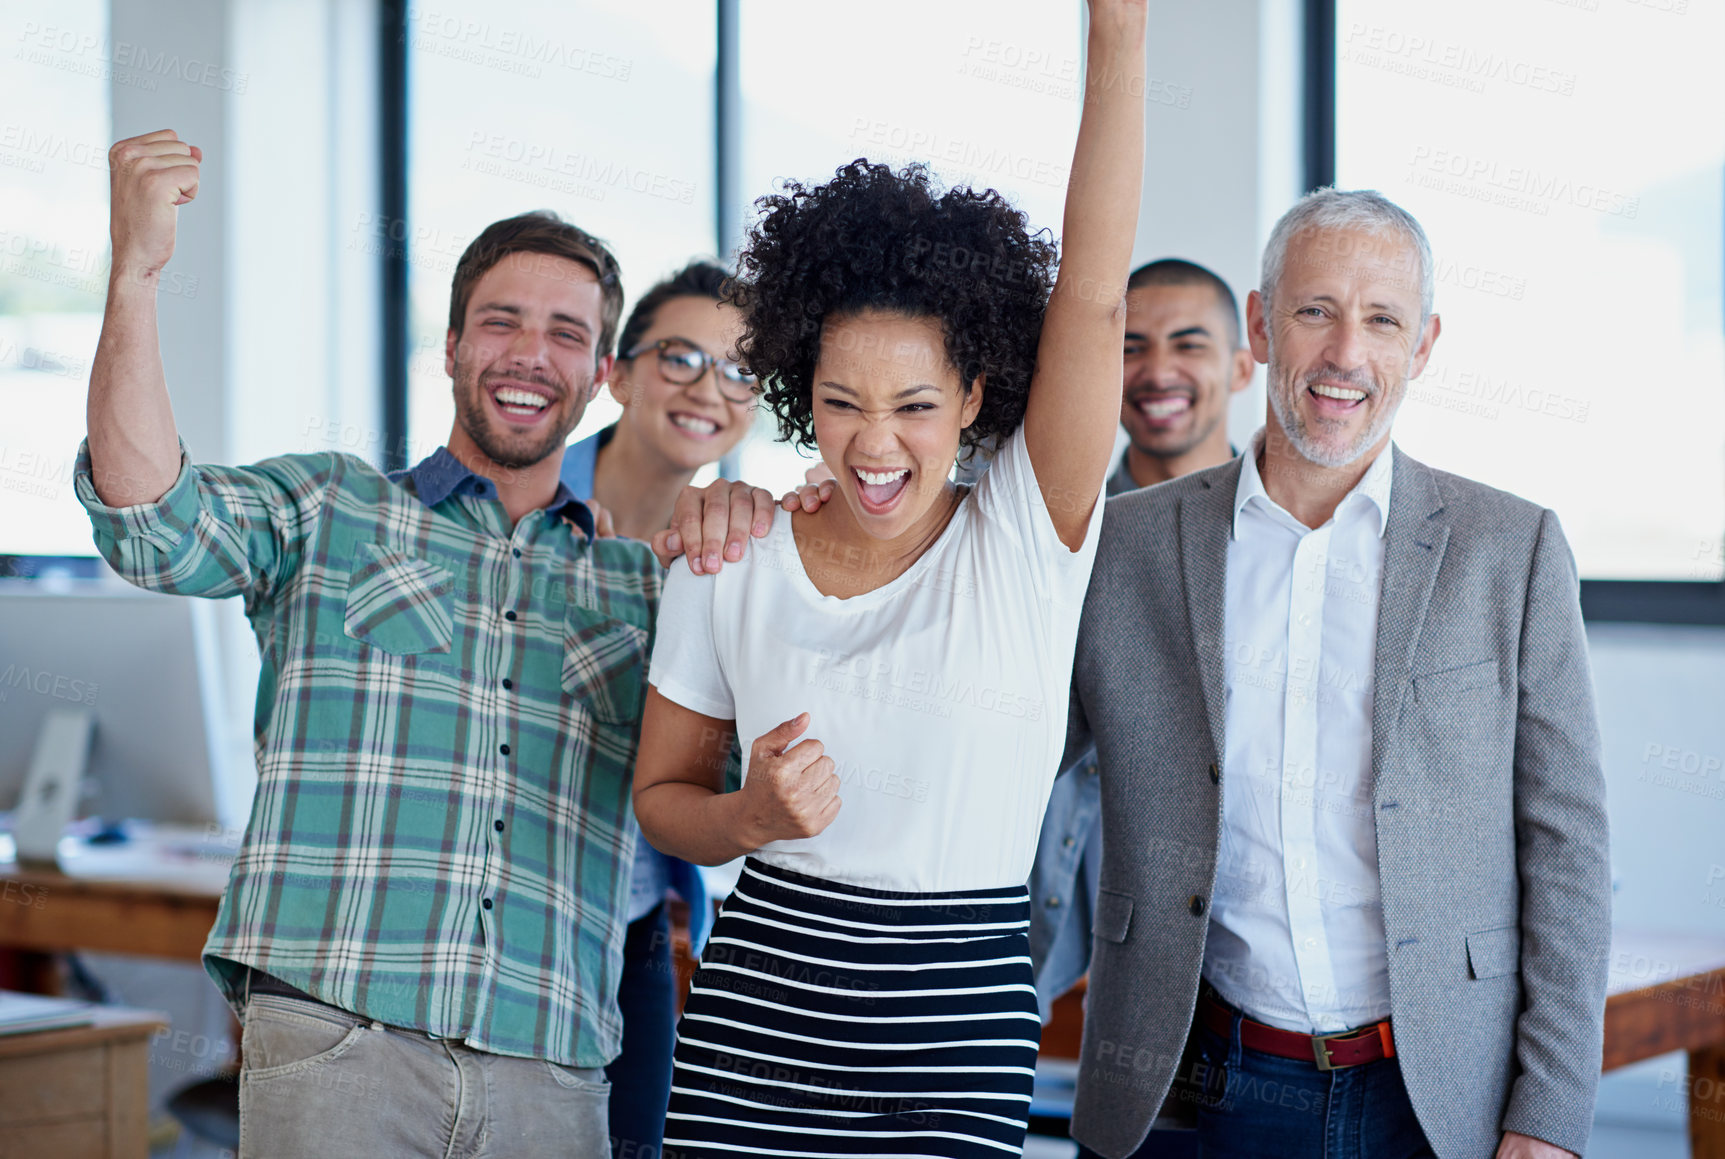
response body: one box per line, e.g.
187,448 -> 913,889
1178,458 -> 1242,768
1371,448 -> 1451,792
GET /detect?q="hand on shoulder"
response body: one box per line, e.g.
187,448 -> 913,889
651,476 -> 836,572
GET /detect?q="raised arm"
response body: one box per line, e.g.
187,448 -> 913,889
1022,1 -> 1146,547
88,130 -> 203,506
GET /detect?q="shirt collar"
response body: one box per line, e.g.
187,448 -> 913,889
1232,427 -> 1393,540
558,425 -> 615,505
1106,442 -> 1244,497
1105,449 -> 1137,497
394,447 -> 597,539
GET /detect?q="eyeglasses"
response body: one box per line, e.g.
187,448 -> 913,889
625,336 -> 757,403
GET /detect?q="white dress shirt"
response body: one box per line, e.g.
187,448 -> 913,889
1202,430 -> 1395,1034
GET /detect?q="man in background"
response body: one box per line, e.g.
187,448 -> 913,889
1030,257 -> 1253,1017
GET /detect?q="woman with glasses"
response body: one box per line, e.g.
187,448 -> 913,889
557,259 -> 755,1159
562,260 -> 758,539
633,4 -> 1146,1156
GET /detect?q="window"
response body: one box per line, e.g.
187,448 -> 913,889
731,0 -> 1083,494
1334,0 -> 1725,585
0,0 -> 110,567
405,0 -> 717,461
403,2 -> 1085,497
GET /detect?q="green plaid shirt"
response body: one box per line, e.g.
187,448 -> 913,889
73,441 -> 660,1066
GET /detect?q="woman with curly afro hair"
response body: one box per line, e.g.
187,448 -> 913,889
635,4 -> 1147,1155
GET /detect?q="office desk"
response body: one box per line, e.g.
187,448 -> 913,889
1039,928 -> 1725,1157
0,831 -> 228,990
1603,931 -> 1725,1158
0,1004 -> 167,1159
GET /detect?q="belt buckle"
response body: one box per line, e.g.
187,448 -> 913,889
1312,1031 -> 1340,1071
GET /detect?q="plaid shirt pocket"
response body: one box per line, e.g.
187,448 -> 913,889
561,604 -> 648,725
343,543 -> 456,655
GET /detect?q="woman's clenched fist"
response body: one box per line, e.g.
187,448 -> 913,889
737,713 -> 841,846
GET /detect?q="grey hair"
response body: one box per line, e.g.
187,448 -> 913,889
1260,188 -> 1434,321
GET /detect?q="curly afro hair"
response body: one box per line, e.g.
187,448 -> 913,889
728,159 -> 1059,454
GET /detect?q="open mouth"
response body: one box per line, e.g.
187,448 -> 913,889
668,411 -> 721,439
1132,393 -> 1193,427
488,381 -> 555,424
1306,382 -> 1369,414
852,466 -> 911,514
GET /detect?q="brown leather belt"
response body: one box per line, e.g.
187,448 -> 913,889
1198,989 -> 1395,1072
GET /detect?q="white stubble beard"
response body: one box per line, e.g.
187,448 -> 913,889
1264,329 -> 1410,470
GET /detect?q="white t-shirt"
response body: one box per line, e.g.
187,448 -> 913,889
648,429 -> 1105,893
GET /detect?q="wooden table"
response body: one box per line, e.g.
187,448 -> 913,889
1602,930 -> 1725,1158
0,832 -> 228,990
0,1005 -> 167,1159
1039,928 -> 1725,1157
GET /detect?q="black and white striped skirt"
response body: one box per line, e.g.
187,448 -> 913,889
662,858 -> 1040,1158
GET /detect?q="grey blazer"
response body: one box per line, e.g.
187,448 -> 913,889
1066,448 -> 1611,1159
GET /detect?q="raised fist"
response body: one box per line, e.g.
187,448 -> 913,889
107,129 -> 202,282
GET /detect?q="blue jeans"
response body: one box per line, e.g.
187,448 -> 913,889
1192,1011 -> 1435,1159
1078,1130 -> 1198,1159
606,901 -> 676,1159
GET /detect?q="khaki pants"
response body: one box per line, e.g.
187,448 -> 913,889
238,992 -> 611,1159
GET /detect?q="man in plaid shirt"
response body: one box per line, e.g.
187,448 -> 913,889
76,129 -> 771,1158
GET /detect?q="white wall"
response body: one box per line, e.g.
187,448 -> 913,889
1133,0 -> 1301,444
228,0 -> 382,469
1589,622 -> 1725,935
108,0 -> 233,466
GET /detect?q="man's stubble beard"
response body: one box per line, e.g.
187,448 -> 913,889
453,358 -> 590,470
1265,330 -> 1407,470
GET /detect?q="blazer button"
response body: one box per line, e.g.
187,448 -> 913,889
1207,762 -> 1220,785
1188,895 -> 1207,916
1045,896 -> 1062,909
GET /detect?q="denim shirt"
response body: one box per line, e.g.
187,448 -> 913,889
1026,446 -> 1236,1020
1028,744 -> 1106,1021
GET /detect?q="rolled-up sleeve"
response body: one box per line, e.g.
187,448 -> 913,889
73,440 -> 203,556
72,438 -> 328,607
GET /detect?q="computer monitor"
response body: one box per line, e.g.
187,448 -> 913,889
0,580 -> 227,826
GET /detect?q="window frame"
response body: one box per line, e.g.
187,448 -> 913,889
1311,0 -> 1725,625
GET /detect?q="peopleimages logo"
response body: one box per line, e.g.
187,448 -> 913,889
1341,24 -> 1578,96
0,124 -> 111,172
404,7 -> 632,81
14,22 -> 249,92
462,132 -> 697,206
850,119 -> 1071,191
1406,147 -> 1638,218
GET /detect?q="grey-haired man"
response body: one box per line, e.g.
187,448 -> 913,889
1067,190 -> 1610,1159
